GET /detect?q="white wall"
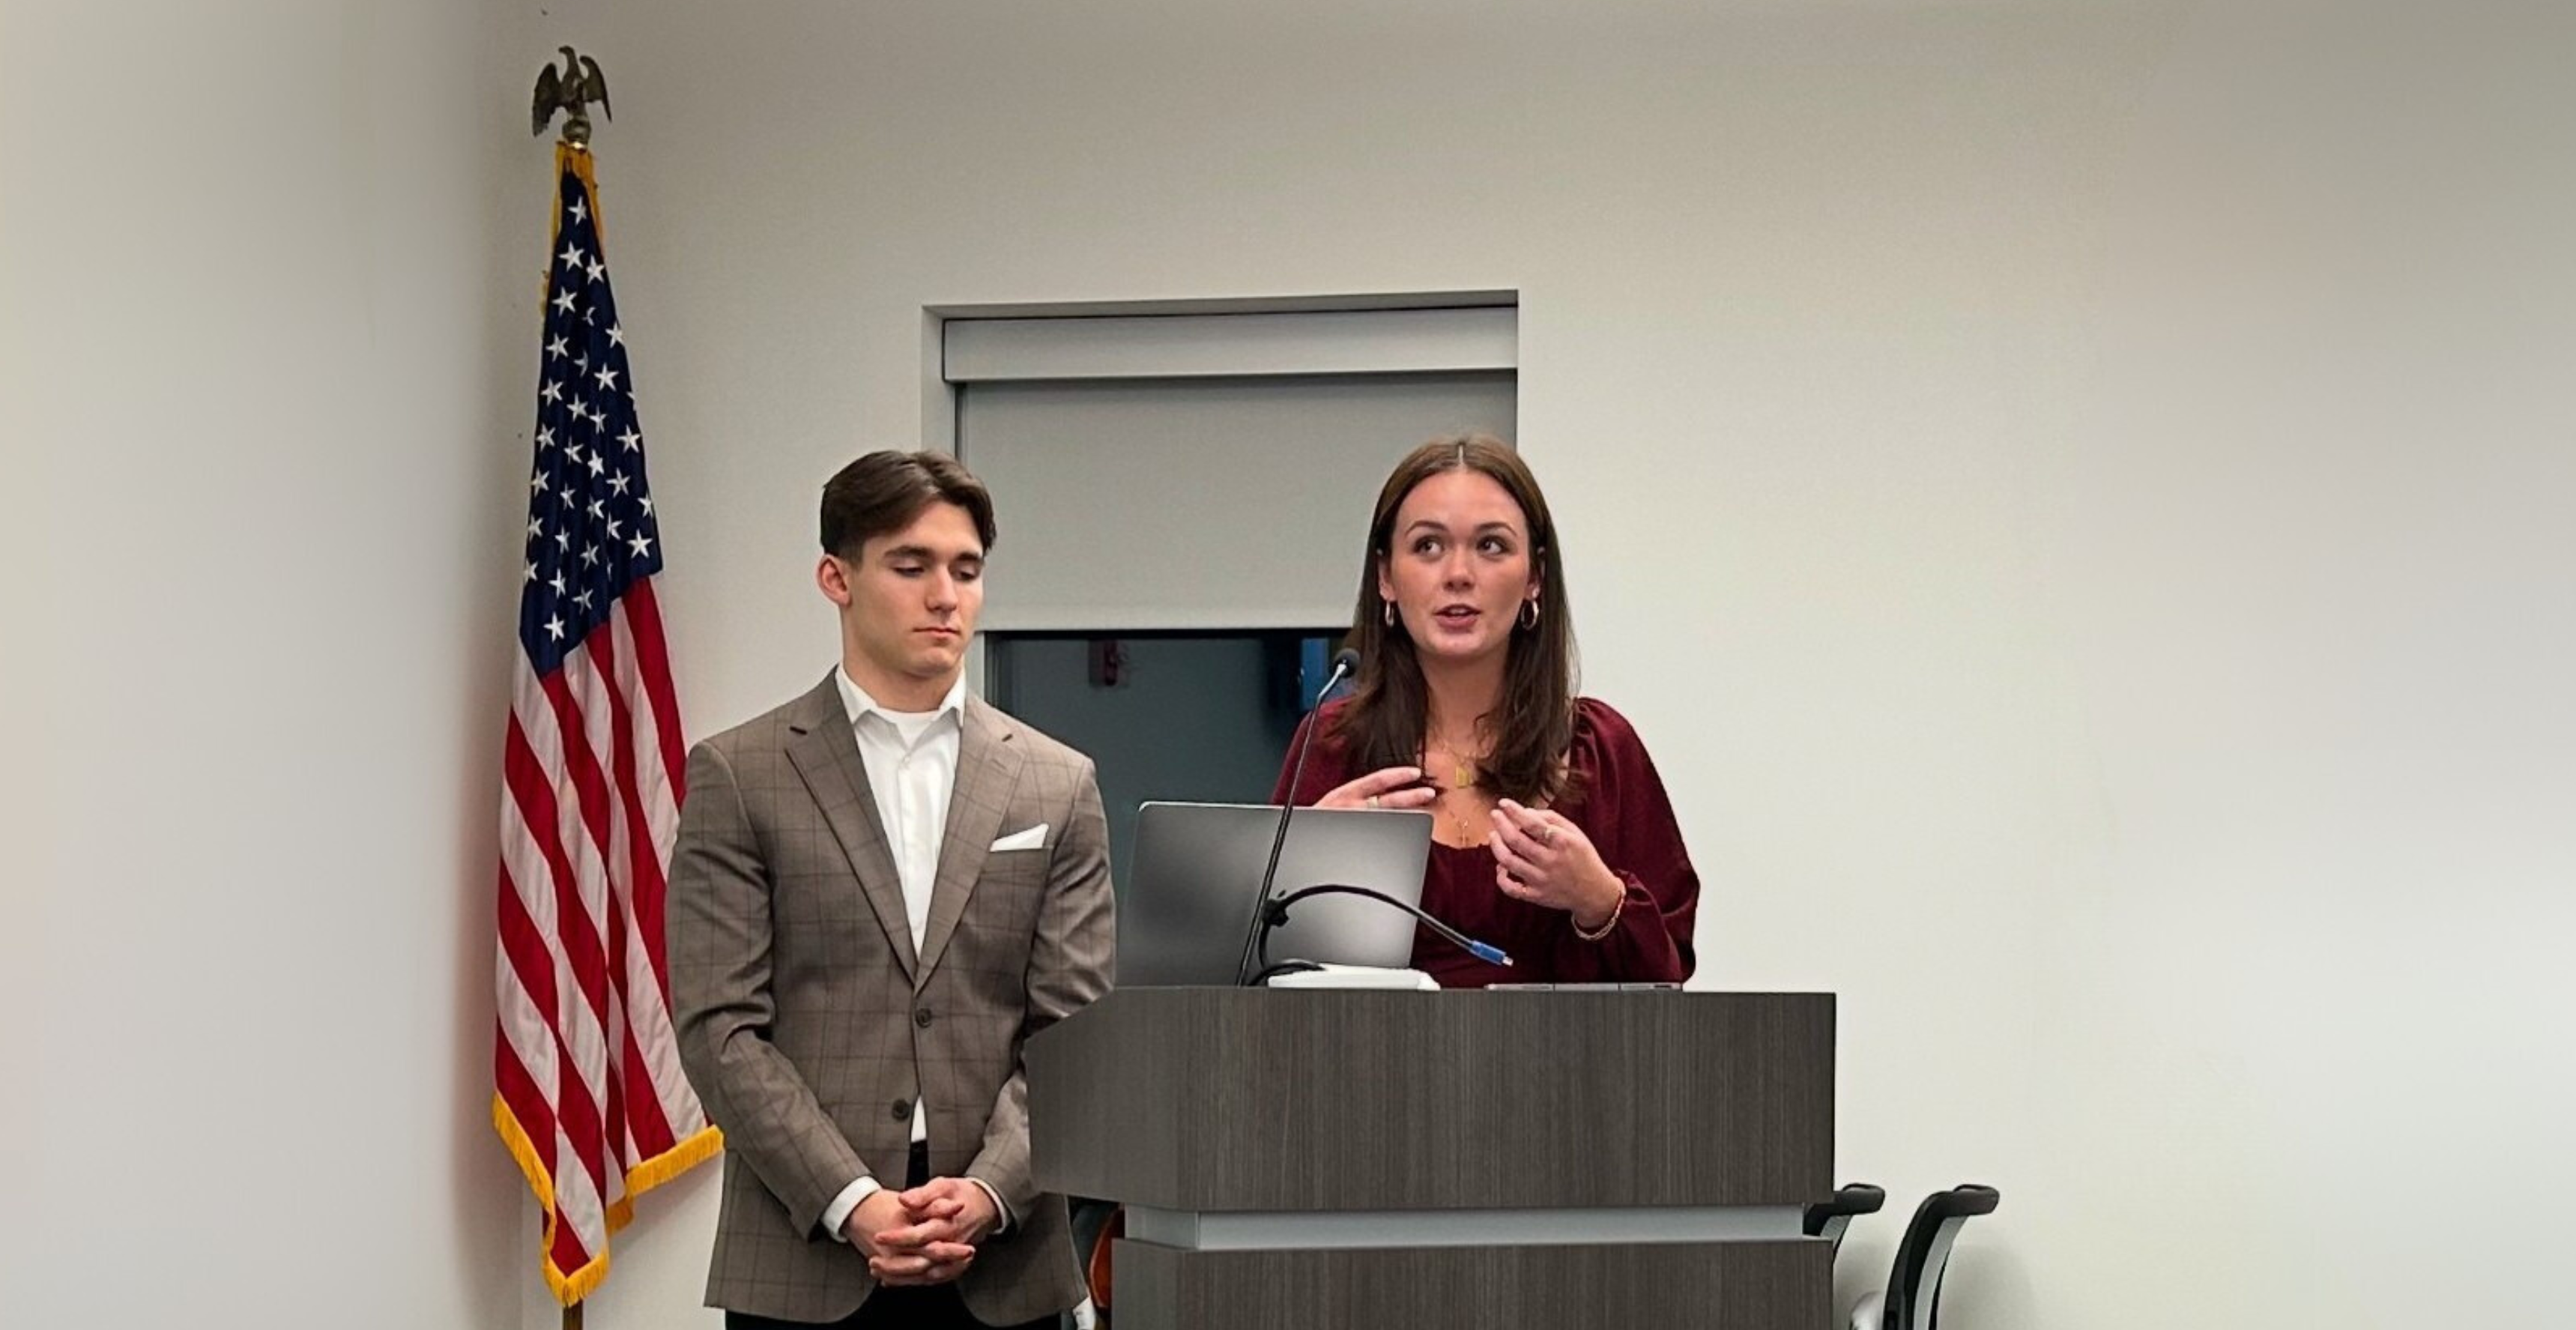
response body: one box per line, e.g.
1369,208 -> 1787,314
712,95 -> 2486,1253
7,1 -> 2569,1327
3,0 -> 545,1324
544,1 -> 2575,1327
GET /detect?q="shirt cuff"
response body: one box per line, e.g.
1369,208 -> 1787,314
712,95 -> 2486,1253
821,1174 -> 883,1244
967,1176 -> 1015,1236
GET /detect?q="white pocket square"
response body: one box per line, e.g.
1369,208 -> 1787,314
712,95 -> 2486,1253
988,823 -> 1049,853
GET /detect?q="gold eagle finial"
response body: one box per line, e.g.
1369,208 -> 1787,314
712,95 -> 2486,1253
531,46 -> 611,146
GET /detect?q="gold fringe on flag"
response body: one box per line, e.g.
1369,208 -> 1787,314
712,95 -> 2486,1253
495,1093 -> 726,1308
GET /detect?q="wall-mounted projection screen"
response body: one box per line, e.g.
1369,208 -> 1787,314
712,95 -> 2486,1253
949,307 -> 1517,632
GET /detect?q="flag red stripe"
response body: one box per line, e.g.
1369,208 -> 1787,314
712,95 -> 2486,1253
495,859 -> 562,1054
586,611 -> 676,1010
621,584 -> 686,1015
603,609 -> 679,1012
581,626 -> 637,1174
493,1014 -> 559,1176
549,1201 -> 594,1276
528,674 -> 617,1030
623,577 -> 688,805
620,1027 -> 676,1160
600,598 -> 680,1036
601,982 -> 629,1180
573,619 -> 672,1163
501,712 -> 605,1048
553,1035 -> 610,1197
502,713 -> 613,1199
504,712 -> 611,1039
497,1009 -> 592,1275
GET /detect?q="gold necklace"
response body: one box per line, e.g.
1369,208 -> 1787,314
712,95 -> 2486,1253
1433,785 -> 1478,845
1426,740 -> 1478,791
1425,741 -> 1484,844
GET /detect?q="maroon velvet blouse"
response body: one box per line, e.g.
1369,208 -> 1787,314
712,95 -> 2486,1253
1270,697 -> 1699,988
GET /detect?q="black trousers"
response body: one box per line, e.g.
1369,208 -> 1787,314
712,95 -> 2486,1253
725,1143 -> 1059,1330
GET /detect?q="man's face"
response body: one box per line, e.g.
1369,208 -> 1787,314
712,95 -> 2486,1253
819,500 -> 985,700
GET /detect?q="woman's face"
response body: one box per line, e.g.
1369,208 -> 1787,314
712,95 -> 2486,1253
1376,468 -> 1540,668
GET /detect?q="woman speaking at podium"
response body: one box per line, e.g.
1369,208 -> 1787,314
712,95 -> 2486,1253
1271,435 -> 1701,988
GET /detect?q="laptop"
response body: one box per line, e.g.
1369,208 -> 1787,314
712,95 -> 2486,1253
1119,801 -> 1435,986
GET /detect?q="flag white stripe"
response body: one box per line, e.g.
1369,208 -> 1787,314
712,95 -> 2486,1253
493,945 -> 560,1107
558,640 -> 623,1159
551,1119 -> 610,1251
497,727 -> 596,1119
513,656 -> 614,1143
610,599 -> 681,854
510,640 -> 706,1168
602,600 -> 701,1137
600,982 -> 634,1208
556,639 -> 618,946
614,869 -> 700,1135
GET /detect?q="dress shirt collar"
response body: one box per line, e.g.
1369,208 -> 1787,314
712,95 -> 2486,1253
835,666 -> 967,737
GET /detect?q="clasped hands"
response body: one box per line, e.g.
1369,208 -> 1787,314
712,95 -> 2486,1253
843,1176 -> 1000,1287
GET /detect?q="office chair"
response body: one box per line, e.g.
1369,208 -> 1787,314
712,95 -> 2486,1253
1077,1200 -> 1123,1327
1804,1182 -> 1887,1257
1848,1184 -> 2001,1330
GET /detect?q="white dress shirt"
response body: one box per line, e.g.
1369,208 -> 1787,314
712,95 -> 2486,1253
818,669 -> 1012,1241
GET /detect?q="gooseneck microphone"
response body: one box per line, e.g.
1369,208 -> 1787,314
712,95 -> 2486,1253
1233,648 -> 1359,985
1233,648 -> 1515,985
1253,883 -> 1512,978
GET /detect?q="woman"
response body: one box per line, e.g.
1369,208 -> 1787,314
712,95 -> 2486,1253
1271,435 -> 1699,987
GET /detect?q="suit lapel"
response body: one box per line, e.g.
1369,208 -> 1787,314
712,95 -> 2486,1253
916,695 -> 1023,982
782,673 -> 918,983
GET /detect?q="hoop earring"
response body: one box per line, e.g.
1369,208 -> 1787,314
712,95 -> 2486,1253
1517,599 -> 1541,631
1382,602 -> 1396,628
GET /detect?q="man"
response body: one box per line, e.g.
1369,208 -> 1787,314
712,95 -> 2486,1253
669,450 -> 1114,1329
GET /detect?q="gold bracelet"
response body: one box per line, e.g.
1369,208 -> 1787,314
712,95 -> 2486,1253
1570,880 -> 1627,942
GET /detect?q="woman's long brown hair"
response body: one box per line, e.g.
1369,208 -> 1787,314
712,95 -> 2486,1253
1331,435 -> 1584,807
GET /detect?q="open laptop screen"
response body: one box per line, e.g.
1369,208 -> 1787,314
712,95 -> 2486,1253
1119,801 -> 1433,986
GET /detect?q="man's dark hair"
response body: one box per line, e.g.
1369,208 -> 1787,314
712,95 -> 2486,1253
818,450 -> 997,559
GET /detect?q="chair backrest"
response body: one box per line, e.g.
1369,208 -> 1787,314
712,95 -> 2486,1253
1881,1184 -> 2001,1330
1803,1182 -> 1888,1257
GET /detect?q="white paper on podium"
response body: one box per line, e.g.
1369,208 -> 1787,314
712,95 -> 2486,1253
1262,964 -> 1439,991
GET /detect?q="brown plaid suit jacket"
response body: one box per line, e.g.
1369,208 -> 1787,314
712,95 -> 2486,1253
668,674 -> 1115,1326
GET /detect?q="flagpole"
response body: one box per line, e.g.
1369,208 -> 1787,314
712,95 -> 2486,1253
555,68 -> 594,1330
513,43 -> 715,1324
533,48 -> 611,1330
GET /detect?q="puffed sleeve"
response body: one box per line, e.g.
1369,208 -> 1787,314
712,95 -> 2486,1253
1550,700 -> 1698,983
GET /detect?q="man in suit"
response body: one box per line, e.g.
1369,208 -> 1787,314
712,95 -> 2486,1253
669,450 -> 1114,1329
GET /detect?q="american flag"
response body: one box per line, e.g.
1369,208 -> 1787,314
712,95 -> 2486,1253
492,144 -> 719,1307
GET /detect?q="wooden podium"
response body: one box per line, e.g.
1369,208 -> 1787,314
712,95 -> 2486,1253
1027,988 -> 1834,1329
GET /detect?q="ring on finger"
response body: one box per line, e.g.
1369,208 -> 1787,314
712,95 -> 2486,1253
1367,794 -> 1380,809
